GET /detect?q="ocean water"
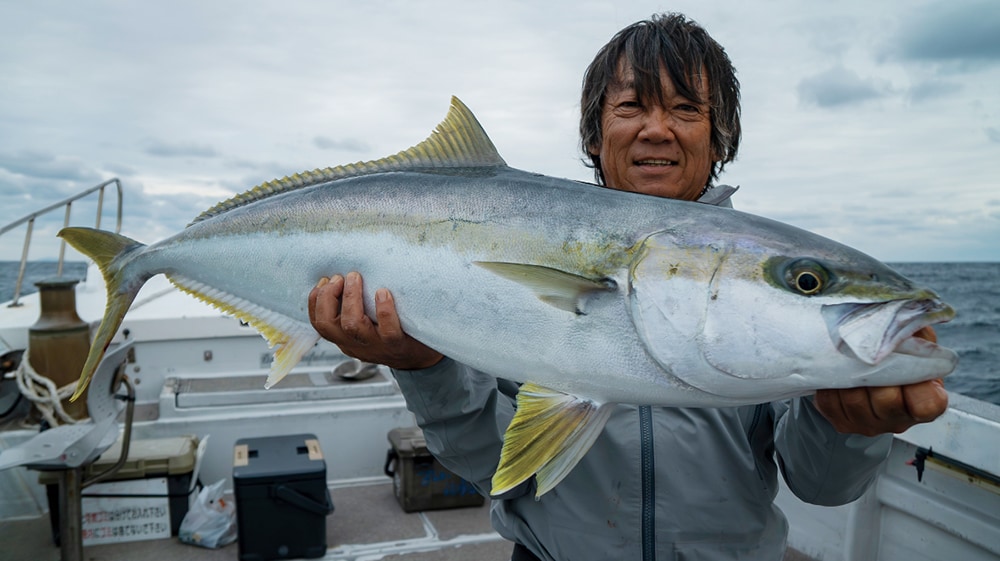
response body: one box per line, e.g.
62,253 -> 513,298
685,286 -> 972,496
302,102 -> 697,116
890,262 -> 1000,406
1,261 -> 997,405
0,260 -> 89,303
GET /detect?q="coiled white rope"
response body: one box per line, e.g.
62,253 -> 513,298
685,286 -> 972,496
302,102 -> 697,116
14,342 -> 83,427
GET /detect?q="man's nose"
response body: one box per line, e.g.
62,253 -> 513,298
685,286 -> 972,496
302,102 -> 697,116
638,107 -> 676,142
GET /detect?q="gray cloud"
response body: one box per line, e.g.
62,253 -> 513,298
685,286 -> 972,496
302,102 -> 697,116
889,1 -> 1000,64
313,136 -> 371,152
143,140 -> 220,158
2,1 -> 999,263
101,180 -> 223,238
226,158 -> 266,171
0,150 -> 102,183
103,162 -> 139,176
797,66 -> 886,108
908,79 -> 963,102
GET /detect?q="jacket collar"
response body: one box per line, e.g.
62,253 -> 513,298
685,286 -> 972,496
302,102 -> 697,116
697,184 -> 738,207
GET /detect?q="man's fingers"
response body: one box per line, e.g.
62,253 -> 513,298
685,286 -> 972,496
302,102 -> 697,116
867,385 -> 908,422
374,289 -> 405,342
903,379 -> 949,422
310,275 -> 346,338
308,276 -> 330,324
339,272 -> 377,341
815,380 -> 948,436
814,388 -> 854,433
836,387 -> 877,431
815,387 -> 884,437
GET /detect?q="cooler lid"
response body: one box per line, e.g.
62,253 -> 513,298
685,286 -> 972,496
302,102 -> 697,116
37,435 -> 198,485
232,433 -> 326,481
387,426 -> 428,456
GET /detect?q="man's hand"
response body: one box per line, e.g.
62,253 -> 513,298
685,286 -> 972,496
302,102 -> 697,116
308,272 -> 444,370
814,326 -> 949,436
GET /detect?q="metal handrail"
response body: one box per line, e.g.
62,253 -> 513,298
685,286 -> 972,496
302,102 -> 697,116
1,178 -> 123,307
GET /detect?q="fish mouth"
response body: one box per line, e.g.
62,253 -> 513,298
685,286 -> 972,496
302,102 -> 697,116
822,298 -> 956,367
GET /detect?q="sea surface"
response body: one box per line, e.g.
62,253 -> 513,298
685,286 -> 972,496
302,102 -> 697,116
890,262 -> 1000,406
0,260 -> 89,304
1,261 -> 997,405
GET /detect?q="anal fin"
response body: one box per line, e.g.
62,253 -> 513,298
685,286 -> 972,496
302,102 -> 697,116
264,326 -> 321,389
167,274 -> 319,388
491,383 -> 612,498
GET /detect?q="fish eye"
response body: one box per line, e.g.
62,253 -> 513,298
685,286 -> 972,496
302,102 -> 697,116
784,259 -> 828,296
794,271 -> 822,294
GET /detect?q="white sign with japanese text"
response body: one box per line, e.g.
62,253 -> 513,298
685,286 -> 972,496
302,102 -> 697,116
81,477 -> 172,545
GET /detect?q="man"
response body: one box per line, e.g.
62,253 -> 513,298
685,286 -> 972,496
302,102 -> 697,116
309,13 -> 948,560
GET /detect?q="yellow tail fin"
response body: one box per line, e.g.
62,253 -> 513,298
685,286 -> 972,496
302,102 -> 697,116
58,227 -> 146,401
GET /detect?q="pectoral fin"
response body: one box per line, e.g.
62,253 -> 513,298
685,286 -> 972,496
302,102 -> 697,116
491,383 -> 612,498
475,261 -> 616,315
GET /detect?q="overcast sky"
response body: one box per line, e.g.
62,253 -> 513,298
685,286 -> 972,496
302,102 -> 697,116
1,0 -> 998,263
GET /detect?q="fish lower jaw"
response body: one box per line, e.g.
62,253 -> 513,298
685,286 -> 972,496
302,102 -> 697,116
847,337 -> 959,384
889,336 -> 945,359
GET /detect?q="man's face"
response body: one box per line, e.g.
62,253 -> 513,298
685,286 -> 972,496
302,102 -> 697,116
590,66 -> 716,201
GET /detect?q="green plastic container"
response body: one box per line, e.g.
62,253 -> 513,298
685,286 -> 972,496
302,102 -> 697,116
384,426 -> 485,512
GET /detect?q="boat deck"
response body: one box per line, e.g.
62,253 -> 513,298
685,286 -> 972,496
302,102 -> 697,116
0,480 -> 817,561
0,479 -> 513,561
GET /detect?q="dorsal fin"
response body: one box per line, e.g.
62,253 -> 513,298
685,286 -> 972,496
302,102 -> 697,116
188,96 -> 506,226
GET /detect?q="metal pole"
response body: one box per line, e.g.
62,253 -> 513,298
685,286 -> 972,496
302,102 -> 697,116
95,188 -> 105,230
58,203 -> 72,277
58,468 -> 85,561
9,218 -> 34,308
2,178 -> 124,306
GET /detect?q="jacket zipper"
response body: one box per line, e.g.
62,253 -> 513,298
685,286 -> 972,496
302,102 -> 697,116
640,406 -> 655,560
746,404 -> 769,489
747,403 -> 763,441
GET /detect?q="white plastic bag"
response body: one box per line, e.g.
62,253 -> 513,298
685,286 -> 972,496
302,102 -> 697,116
179,479 -> 237,548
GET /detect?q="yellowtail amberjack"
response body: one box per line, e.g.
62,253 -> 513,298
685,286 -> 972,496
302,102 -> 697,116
60,97 -> 957,497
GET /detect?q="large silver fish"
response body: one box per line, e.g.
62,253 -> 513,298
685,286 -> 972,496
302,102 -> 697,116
61,97 -> 957,497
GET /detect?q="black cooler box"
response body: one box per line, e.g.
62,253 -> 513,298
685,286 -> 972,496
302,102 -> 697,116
232,433 -> 334,560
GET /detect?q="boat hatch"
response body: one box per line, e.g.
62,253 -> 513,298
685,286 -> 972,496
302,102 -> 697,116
167,367 -> 398,409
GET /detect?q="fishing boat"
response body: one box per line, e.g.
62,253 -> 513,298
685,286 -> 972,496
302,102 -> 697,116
1,181 -> 997,561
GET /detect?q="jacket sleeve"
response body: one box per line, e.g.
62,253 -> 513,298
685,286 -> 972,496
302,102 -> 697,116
391,358 -> 517,496
772,396 -> 892,506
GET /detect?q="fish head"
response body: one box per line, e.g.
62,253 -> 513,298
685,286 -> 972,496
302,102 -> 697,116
628,221 -> 958,402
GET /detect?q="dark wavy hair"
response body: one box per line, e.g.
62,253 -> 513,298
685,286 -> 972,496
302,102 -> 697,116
580,13 -> 741,186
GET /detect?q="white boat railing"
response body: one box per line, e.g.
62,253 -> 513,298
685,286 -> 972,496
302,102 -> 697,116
0,178 -> 123,307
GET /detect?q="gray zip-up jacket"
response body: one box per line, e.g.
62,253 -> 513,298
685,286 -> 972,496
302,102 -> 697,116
392,186 -> 892,560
